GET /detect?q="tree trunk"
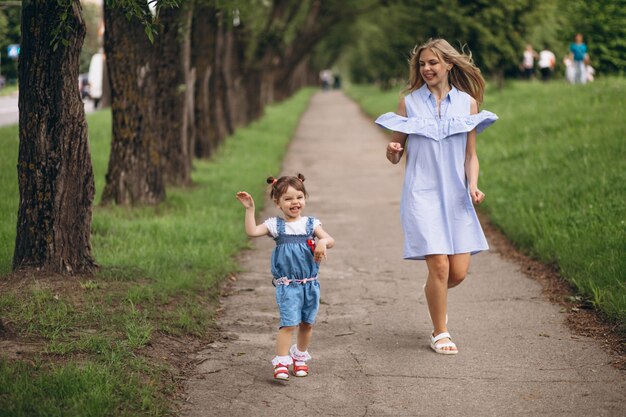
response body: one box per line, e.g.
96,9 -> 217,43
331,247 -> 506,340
156,6 -> 193,187
101,4 -> 165,205
220,27 -> 238,132
14,0 -> 96,274
192,7 -> 229,158
191,8 -> 214,159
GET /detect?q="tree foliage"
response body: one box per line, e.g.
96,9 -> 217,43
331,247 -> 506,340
341,0 -> 626,85
557,0 -> 626,74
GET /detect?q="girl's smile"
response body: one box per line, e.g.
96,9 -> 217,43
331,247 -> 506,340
276,186 -> 306,221
419,49 -> 451,87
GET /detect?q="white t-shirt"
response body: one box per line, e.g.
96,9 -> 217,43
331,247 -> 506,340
264,216 -> 321,238
523,50 -> 534,69
538,50 -> 555,69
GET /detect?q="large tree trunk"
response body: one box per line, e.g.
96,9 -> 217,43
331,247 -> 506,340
191,10 -> 213,158
219,26 -> 237,133
14,0 -> 96,274
156,6 -> 193,187
193,6 -> 232,158
101,4 -> 165,205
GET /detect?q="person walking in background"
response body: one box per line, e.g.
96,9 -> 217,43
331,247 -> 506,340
569,33 -> 589,84
375,39 -> 497,355
235,174 -> 335,380
538,46 -> 556,82
521,44 -> 538,79
586,63 -> 596,82
319,69 -> 333,91
563,54 -> 575,83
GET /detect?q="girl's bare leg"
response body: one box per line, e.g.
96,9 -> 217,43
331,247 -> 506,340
276,326 -> 297,356
297,322 -> 313,353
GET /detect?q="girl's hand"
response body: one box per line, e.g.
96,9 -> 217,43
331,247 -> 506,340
313,240 -> 327,263
386,142 -> 404,158
235,191 -> 255,209
470,187 -> 485,205
386,142 -> 404,164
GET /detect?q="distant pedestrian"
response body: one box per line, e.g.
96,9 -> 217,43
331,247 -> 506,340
538,46 -> 556,81
521,44 -> 538,80
319,69 -> 332,91
563,55 -> 575,84
586,64 -> 596,82
236,174 -> 335,380
569,33 -> 589,84
375,38 -> 498,355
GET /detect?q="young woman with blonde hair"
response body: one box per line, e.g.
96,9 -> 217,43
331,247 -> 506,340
376,38 -> 498,354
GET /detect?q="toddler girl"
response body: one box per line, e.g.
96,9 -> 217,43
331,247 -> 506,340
236,173 -> 335,380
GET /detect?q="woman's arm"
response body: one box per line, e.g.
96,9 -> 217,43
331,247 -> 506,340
465,98 -> 485,205
235,192 -> 270,237
386,98 -> 408,165
313,225 -> 335,263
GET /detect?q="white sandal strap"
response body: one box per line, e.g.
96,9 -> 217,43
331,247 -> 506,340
432,332 -> 451,343
434,342 -> 456,349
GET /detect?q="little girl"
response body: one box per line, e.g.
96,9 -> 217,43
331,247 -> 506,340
236,173 -> 335,381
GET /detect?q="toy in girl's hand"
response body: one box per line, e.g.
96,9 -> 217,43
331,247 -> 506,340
306,239 -> 316,254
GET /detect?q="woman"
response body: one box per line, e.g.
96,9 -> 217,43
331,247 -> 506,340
375,39 -> 498,354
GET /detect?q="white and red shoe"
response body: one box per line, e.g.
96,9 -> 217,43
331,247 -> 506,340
289,344 -> 311,377
273,363 -> 290,380
292,360 -> 308,377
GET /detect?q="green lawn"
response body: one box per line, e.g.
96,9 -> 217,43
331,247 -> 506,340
0,88 -> 315,416
348,78 -> 626,328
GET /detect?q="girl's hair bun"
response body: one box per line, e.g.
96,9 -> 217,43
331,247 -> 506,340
297,173 -> 305,182
266,176 -> 276,184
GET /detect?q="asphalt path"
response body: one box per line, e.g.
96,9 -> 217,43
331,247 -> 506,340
0,94 -> 95,127
182,90 -> 625,417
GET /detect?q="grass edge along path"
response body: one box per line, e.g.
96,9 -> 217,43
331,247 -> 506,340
0,87 -> 316,417
346,79 -> 626,332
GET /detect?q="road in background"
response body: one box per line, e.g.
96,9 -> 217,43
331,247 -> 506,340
0,95 -> 96,127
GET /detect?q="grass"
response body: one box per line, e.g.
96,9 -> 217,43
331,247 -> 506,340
0,85 -> 18,97
347,78 -> 626,328
0,87 -> 315,416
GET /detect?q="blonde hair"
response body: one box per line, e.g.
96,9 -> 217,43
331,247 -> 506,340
404,38 -> 485,104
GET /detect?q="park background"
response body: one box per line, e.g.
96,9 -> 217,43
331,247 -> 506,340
0,1 -> 624,415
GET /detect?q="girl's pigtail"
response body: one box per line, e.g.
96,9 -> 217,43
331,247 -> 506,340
266,176 -> 277,185
297,173 -> 305,183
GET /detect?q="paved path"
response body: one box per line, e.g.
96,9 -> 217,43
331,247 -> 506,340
182,91 -> 625,416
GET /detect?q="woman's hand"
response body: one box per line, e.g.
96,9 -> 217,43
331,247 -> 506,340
470,187 -> 485,205
235,191 -> 255,209
386,142 -> 404,164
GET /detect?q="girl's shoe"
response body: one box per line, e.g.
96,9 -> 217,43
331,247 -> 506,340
423,284 -> 448,324
289,344 -> 311,377
292,360 -> 309,377
273,363 -> 290,380
430,331 -> 458,355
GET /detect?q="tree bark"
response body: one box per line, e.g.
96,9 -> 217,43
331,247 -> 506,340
14,0 -> 96,274
192,6 -> 234,158
101,3 -> 165,205
156,5 -> 193,187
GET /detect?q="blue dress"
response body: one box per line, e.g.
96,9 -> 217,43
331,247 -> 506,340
375,85 -> 498,260
270,216 -> 319,280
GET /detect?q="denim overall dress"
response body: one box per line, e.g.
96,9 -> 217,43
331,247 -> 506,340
271,216 -> 320,327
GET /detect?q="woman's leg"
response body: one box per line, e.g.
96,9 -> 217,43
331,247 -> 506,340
424,254 -> 450,338
448,253 -> 471,288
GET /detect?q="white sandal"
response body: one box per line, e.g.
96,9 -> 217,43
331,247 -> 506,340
430,332 -> 458,355
423,284 -> 448,324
